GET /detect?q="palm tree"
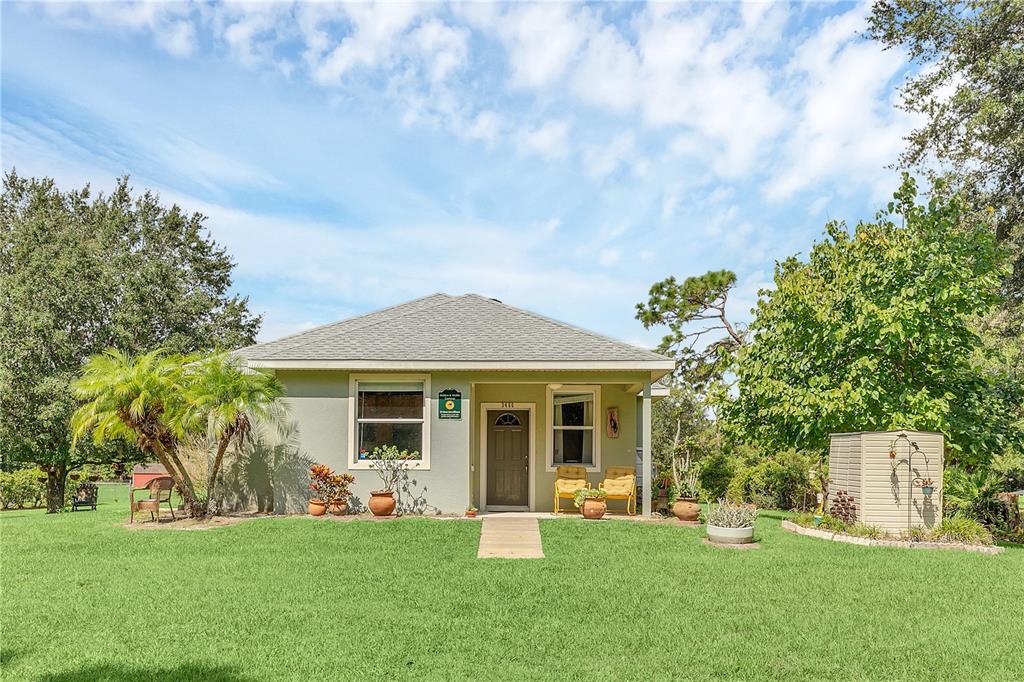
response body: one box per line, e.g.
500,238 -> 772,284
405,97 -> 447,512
180,353 -> 285,515
71,348 -> 201,512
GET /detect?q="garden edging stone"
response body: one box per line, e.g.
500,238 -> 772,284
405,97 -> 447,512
781,520 -> 1004,555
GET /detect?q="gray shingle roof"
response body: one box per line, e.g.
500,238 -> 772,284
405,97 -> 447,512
238,293 -> 670,365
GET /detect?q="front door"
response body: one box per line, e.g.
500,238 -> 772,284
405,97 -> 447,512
486,410 -> 529,508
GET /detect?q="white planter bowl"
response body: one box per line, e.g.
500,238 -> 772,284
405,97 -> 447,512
707,524 -> 755,544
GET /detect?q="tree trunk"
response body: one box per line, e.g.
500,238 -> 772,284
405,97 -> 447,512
204,435 -> 232,517
45,464 -> 68,513
150,442 -> 202,517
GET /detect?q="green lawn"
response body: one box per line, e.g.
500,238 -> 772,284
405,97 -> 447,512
2,486 -> 1022,681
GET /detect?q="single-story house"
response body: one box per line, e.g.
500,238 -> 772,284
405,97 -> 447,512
238,293 -> 673,515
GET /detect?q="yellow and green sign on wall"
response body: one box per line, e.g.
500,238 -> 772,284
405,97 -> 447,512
438,388 -> 461,420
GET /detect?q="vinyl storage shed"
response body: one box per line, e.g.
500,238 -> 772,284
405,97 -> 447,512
829,430 -> 944,533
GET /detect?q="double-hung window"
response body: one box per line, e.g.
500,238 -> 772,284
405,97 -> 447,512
547,385 -> 600,471
351,376 -> 430,467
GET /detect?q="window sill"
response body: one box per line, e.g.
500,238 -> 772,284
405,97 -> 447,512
349,460 -> 430,471
546,464 -> 601,473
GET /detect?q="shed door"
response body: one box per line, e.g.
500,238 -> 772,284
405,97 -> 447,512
487,410 -> 529,507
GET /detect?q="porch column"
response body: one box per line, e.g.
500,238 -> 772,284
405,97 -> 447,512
641,380 -> 652,516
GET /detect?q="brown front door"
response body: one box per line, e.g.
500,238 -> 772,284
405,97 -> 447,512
487,410 -> 529,507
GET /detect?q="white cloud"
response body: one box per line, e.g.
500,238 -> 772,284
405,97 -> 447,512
39,1 -> 197,57
518,119 -> 572,160
581,131 -> 646,180
307,3 -> 424,86
491,3 -> 590,89
571,24 -> 640,113
764,3 -> 915,200
27,2 -> 916,199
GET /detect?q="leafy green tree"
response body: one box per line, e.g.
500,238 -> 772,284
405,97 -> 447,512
867,0 -> 1024,307
71,349 -> 200,510
636,269 -> 747,392
71,350 -> 285,517
0,172 -> 259,511
180,353 -> 284,514
725,177 -> 1020,467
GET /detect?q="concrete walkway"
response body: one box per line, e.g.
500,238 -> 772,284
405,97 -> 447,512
477,515 -> 545,559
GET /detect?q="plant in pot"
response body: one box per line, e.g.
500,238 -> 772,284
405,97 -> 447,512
669,445 -> 703,521
671,471 -> 701,522
919,478 -> 935,497
706,498 -> 758,544
365,445 -> 420,516
654,472 -> 673,514
465,505 -> 478,518
308,464 -> 339,516
328,472 -> 356,515
574,487 -> 608,519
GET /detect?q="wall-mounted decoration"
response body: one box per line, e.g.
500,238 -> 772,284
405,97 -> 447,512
438,388 -> 462,420
606,406 -> 620,438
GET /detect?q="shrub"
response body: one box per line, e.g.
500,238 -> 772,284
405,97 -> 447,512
707,499 -> 757,528
991,451 -> 1024,493
818,514 -> 848,532
696,452 -> 734,500
944,466 -> 1006,525
790,512 -> 817,527
846,523 -> 885,539
930,516 -> 993,545
0,469 -> 46,509
725,449 -> 816,510
901,526 -> 930,543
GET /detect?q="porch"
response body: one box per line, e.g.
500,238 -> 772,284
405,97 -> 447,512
469,375 -> 662,515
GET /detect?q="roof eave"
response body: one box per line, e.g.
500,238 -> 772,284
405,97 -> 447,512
246,358 -> 675,375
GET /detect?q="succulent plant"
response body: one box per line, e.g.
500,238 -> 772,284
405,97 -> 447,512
707,499 -> 757,528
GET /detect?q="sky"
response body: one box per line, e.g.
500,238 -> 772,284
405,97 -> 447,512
0,1 -> 918,347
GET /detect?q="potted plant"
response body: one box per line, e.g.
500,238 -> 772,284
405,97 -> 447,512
365,445 -> 420,516
465,505 -> 478,518
308,464 -> 334,516
654,472 -> 673,514
919,478 -> 935,497
330,472 -> 355,515
574,487 -> 608,519
671,471 -> 700,522
706,499 -> 757,544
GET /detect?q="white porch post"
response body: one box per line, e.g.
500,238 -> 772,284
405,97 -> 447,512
642,380 -> 652,516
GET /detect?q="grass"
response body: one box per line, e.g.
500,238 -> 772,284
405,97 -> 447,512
2,486 -> 1022,681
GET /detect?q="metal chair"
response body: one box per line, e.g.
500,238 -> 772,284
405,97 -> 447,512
130,476 -> 176,523
601,466 -> 637,515
553,465 -> 589,514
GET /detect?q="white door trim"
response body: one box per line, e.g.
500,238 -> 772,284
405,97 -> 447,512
479,402 -> 536,512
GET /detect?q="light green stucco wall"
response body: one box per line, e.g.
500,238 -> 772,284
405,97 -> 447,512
276,369 -> 651,514
276,370 -> 471,514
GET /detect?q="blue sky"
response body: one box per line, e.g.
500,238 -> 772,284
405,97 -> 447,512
1,1 -> 916,347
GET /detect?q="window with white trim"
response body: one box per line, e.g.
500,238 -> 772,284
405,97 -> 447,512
355,380 -> 425,461
548,386 -> 599,468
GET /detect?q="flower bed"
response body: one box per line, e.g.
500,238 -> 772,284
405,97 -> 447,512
781,519 -> 1003,555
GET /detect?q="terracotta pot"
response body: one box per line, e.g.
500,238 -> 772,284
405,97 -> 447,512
581,497 -> 607,520
69,473 -> 80,481
308,499 -> 327,516
465,510 -> 477,518
368,490 -> 397,516
329,500 -> 348,516
672,498 -> 700,522
87,475 -> 100,482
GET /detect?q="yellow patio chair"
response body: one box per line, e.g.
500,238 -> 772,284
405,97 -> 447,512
553,466 -> 589,514
601,466 -> 637,515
